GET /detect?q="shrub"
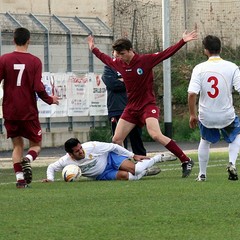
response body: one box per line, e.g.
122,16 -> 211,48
172,85 -> 188,104
89,126 -> 112,142
172,115 -> 200,142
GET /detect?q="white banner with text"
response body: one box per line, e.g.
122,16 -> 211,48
0,72 -> 107,118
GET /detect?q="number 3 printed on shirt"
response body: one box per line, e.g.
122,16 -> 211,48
14,64 -> 25,86
207,76 -> 219,98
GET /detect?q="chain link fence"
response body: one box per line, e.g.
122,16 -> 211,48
110,0 -> 240,50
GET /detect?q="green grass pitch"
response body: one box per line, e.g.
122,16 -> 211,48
1,152 -> 240,240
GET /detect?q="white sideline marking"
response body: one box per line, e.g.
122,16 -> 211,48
162,163 -> 227,172
0,159 -> 230,186
0,178 -> 62,186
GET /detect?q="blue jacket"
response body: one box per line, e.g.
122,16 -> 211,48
101,65 -> 127,117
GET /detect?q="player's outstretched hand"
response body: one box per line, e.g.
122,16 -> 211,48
51,95 -> 60,105
182,29 -> 198,42
87,35 -> 95,51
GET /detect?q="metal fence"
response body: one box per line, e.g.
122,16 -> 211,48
2,1 -> 240,135
0,12 -> 113,134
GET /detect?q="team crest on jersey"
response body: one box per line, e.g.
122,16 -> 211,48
137,68 -> 143,75
117,71 -> 122,78
151,109 -> 157,114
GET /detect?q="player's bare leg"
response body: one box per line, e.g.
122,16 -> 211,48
12,137 -> 24,164
145,117 -> 171,145
29,140 -> 41,156
12,137 -> 29,188
118,156 -> 163,180
145,117 -> 194,177
112,118 -> 135,146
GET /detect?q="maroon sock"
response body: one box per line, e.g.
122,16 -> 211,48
27,150 -> 38,161
13,162 -> 22,173
165,140 -> 190,163
17,179 -> 26,184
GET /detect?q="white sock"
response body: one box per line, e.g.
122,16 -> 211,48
198,138 -> 211,176
25,154 -> 33,162
134,158 -> 156,175
16,172 -> 24,181
229,134 -> 240,166
128,171 -> 147,180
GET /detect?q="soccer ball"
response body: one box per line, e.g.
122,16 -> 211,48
62,164 -> 82,182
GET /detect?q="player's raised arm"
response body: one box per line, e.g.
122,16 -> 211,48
182,29 -> 198,43
87,35 -> 95,51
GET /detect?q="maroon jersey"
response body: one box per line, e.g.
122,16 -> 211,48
0,51 -> 53,120
92,39 -> 186,111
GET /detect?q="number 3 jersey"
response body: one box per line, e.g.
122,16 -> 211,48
0,51 -> 53,120
188,56 -> 240,128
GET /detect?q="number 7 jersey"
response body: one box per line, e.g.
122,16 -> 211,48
188,56 -> 240,128
0,51 -> 51,120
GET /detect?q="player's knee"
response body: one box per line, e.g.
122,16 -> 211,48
149,132 -> 159,141
116,171 -> 129,180
112,136 -> 122,145
149,131 -> 166,143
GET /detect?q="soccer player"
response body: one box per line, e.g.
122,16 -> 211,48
188,35 -> 240,181
0,27 -> 59,188
42,138 -> 176,182
102,65 -> 146,155
87,29 -> 197,178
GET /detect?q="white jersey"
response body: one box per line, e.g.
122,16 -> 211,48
46,141 -> 134,181
188,56 -> 240,128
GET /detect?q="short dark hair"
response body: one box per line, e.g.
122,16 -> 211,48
64,138 -> 81,153
14,27 -> 30,46
112,38 -> 133,52
202,35 -> 221,54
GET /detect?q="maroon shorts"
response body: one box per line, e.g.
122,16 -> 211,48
4,119 -> 42,143
121,104 -> 160,127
